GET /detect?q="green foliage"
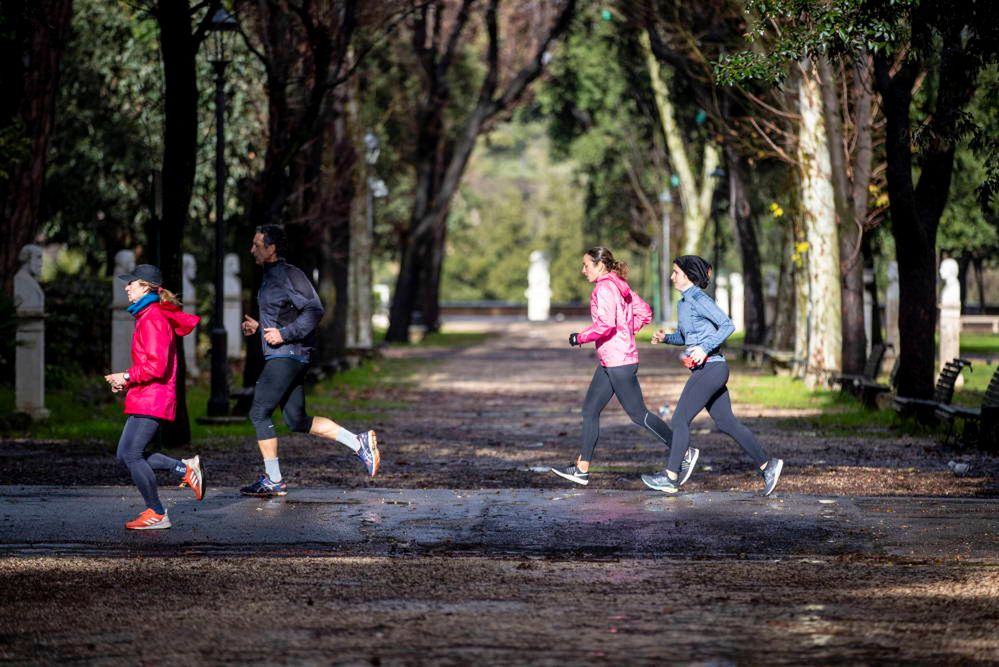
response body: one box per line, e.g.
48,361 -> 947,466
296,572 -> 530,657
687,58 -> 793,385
43,273 -> 112,381
42,0 -> 267,273
714,0 -> 917,85
535,4 -> 667,249
441,121 -> 590,304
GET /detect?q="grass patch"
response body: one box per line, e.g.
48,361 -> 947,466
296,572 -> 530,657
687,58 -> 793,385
960,333 -> 999,357
0,324 -> 486,447
374,327 -> 494,349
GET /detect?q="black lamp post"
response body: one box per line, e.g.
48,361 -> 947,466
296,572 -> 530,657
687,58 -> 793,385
709,167 -> 727,298
206,8 -> 237,417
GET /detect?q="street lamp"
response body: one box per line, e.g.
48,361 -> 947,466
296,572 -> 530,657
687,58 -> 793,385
206,8 -> 237,418
658,189 -> 672,324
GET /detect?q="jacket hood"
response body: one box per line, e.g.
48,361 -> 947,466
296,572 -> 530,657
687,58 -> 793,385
598,271 -> 632,299
149,301 -> 200,337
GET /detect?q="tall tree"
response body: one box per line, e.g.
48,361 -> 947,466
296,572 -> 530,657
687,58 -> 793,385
146,0 -> 221,443
0,0 -> 73,295
716,0 -> 999,398
385,0 -> 577,342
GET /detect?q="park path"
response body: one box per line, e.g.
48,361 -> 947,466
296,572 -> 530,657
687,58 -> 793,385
2,320 -> 998,665
0,319 -> 996,496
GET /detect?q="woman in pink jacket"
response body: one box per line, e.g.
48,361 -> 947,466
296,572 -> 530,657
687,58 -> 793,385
551,247 -> 694,486
103,264 -> 205,530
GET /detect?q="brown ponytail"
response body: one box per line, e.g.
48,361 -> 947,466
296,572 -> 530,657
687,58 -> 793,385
585,246 -> 629,280
135,279 -> 182,307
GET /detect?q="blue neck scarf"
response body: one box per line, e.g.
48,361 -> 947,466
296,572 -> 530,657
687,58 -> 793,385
127,292 -> 160,317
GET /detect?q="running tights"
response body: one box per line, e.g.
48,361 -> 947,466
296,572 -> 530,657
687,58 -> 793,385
665,361 -> 768,474
580,363 -> 673,462
116,415 -> 181,513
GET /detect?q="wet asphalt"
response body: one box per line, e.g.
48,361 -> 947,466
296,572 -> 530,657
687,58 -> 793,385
1,485 -> 995,562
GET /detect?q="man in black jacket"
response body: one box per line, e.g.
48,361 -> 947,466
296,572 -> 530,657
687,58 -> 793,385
239,224 -> 380,497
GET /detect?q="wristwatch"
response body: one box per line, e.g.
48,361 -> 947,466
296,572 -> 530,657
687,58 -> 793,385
123,371 -> 130,383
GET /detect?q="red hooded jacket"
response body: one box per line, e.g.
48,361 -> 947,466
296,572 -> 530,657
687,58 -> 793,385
124,301 -> 200,421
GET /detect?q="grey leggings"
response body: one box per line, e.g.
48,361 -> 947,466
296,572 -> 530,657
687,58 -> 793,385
665,360 -> 768,474
580,364 -> 673,462
116,415 -> 182,513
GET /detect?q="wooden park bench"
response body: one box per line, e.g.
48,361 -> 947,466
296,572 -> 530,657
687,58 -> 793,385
738,344 -> 800,375
935,366 -> 999,449
832,342 -> 892,401
893,358 -> 973,422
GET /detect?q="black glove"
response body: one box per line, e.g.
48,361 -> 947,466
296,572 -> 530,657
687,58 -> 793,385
569,333 -> 580,347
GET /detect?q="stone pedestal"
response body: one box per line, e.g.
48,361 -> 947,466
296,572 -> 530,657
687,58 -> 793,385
182,254 -> 200,377
526,250 -> 551,322
885,261 -> 899,371
939,258 -> 962,387
715,275 -> 730,316
729,272 -> 744,333
111,250 -> 135,373
15,245 -> 48,419
223,253 -> 242,359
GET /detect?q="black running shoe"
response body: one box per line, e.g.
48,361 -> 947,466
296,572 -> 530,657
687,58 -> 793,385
760,458 -> 784,496
679,447 -> 699,486
550,464 -> 589,486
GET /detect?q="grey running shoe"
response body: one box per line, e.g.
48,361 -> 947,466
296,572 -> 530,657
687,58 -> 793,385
760,458 -> 784,496
550,464 -> 589,486
357,430 -> 380,478
679,447 -> 699,486
641,471 -> 680,493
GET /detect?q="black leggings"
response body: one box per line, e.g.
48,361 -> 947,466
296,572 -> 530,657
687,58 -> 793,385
249,357 -> 314,440
116,415 -> 182,513
665,360 -> 768,474
580,364 -> 673,462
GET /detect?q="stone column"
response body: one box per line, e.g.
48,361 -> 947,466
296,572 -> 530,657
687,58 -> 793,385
729,272 -> 745,333
885,261 -> 900,366
526,250 -> 551,322
14,245 -> 48,419
715,275 -> 730,316
939,258 -> 962,386
182,254 -> 200,377
223,253 -> 242,359
111,250 -> 135,374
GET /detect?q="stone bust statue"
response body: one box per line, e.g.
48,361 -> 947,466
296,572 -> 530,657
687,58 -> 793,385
14,244 -> 44,314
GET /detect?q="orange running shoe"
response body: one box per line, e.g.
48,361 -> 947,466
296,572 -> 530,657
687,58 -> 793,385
125,508 -> 172,530
179,455 -> 205,501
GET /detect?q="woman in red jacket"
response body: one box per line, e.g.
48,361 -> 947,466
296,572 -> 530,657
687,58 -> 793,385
104,264 -> 204,530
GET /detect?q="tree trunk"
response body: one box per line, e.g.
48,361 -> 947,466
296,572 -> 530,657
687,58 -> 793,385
773,222 -> 797,351
0,0 -> 73,296
817,56 -> 865,375
422,209 -> 449,333
640,30 -> 719,255
797,59 -> 842,388
155,0 -> 210,444
725,147 -> 766,345
345,80 -> 373,351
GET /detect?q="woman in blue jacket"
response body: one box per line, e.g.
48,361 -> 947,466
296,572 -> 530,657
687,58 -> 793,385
642,255 -> 783,495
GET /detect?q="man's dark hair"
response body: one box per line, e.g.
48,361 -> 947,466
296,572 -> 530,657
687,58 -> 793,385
256,224 -> 287,257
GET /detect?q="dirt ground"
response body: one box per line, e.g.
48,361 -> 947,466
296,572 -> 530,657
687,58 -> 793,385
1,321 -> 997,664
2,556 -> 997,664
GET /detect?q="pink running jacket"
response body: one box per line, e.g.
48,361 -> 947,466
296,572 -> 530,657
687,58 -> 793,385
576,272 -> 652,367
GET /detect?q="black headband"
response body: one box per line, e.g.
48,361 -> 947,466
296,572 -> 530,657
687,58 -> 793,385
674,255 -> 711,289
